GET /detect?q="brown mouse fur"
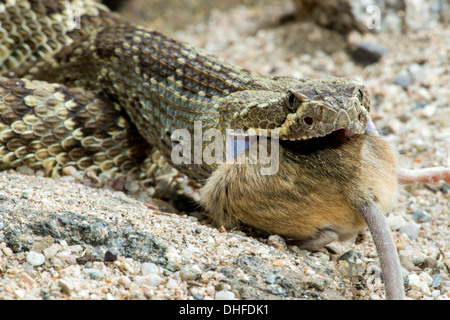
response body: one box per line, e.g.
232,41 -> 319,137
201,131 -> 404,299
201,132 -> 397,244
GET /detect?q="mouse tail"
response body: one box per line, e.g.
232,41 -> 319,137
360,202 -> 406,300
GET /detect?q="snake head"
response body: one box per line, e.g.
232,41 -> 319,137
221,77 -> 371,141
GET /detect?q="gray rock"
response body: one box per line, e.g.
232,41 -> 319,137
26,251 -> 46,266
179,264 -> 203,281
265,273 -> 282,284
387,215 -> 408,230
339,250 -> 356,263
84,268 -> 104,280
393,73 -> 414,89
441,182 -> 450,194
104,249 -> 119,262
412,256 -> 437,269
399,223 -> 420,240
350,43 -> 387,66
431,274 -> 443,288
399,254 -> 418,271
414,100 -> 428,110
412,209 -> 431,223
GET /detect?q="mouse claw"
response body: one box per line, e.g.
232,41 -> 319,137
397,167 -> 450,185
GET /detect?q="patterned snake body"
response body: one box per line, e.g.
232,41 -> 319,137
0,0 -> 371,180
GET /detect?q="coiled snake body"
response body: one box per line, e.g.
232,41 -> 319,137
0,0 -> 370,180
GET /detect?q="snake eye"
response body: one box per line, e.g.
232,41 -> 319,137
357,89 -> 364,102
286,92 -> 301,111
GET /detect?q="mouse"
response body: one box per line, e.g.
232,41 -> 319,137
200,129 -> 450,300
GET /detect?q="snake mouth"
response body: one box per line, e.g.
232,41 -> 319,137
337,128 -> 356,138
225,116 -> 377,160
228,113 -> 374,141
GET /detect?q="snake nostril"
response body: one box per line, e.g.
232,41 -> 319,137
303,117 -> 313,126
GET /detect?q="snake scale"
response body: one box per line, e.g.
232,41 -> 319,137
0,0 -> 415,300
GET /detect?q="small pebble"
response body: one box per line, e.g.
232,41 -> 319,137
265,273 -> 282,284
432,274 -> 443,288
26,251 -> 45,266
440,183 -> 450,194
21,192 -> 30,199
412,256 -> 437,269
17,272 -> 37,287
84,268 -> 104,280
431,290 -> 441,298
413,100 -> 428,110
399,223 -> 420,240
141,262 -> 159,275
339,250 -> 356,263
350,43 -> 387,66
43,244 -> 61,259
393,73 -> 414,89
419,272 -> 433,286
166,278 -> 179,289
408,274 -> 431,296
336,260 -> 365,278
69,245 -> 83,253
387,215 -> 408,230
118,276 -> 131,287
419,104 -> 437,118
267,235 -> 287,251
14,289 -> 25,299
146,273 -> 163,287
399,254 -> 418,271
2,247 -> 13,257
411,209 -> 431,222
215,289 -> 236,300
165,247 -> 182,271
104,249 -> 119,262
324,243 -> 344,255
76,254 -> 98,265
30,235 -> 54,253
40,288 -> 51,300
59,279 -> 73,294
179,264 -> 203,281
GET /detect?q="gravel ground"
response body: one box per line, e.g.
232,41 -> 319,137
0,1 -> 449,300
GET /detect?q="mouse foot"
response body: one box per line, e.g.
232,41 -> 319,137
398,167 -> 450,185
289,229 -> 339,251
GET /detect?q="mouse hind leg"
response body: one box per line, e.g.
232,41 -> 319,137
289,229 -> 339,251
